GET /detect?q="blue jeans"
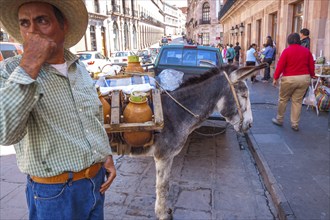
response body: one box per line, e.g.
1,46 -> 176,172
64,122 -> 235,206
26,167 -> 106,220
262,58 -> 273,80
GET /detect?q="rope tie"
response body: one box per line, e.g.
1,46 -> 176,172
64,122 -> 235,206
155,80 -> 200,118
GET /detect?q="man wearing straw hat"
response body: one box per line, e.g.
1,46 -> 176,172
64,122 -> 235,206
0,0 -> 116,219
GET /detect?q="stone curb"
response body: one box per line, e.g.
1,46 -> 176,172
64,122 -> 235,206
245,131 -> 296,220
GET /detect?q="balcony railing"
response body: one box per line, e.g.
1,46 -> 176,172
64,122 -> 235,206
199,19 -> 211,25
124,7 -> 130,16
133,10 -> 138,17
113,5 -> 120,13
218,0 -> 236,20
107,5 -> 121,15
139,13 -> 164,28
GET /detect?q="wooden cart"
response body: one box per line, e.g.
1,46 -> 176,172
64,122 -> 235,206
99,73 -> 164,155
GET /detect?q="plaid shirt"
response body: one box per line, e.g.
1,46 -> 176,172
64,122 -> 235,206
0,50 -> 112,177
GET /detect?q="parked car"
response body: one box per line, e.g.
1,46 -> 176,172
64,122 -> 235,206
149,46 -> 160,56
110,51 -> 136,66
153,44 -> 224,120
159,37 -> 168,46
0,42 -> 23,61
76,51 -> 111,73
154,44 -> 223,80
137,49 -> 154,64
166,35 -> 172,43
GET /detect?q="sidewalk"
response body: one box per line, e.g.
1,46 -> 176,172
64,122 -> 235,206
246,78 -> 330,220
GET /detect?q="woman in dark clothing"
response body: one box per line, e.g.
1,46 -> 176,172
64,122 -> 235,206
261,37 -> 276,82
300,28 -> 310,50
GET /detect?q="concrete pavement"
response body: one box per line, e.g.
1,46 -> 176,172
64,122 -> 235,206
246,76 -> 330,220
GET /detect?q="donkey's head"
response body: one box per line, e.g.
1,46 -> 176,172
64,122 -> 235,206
214,63 -> 268,132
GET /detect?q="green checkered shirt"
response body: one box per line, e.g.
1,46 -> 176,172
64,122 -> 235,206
0,50 -> 112,177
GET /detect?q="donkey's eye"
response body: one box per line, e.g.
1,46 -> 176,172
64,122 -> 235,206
241,93 -> 248,99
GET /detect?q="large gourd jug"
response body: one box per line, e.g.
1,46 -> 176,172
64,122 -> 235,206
96,86 -> 111,124
125,55 -> 144,73
123,92 -> 152,146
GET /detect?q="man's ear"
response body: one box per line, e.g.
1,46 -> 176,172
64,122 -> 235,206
229,63 -> 268,83
63,19 -> 69,35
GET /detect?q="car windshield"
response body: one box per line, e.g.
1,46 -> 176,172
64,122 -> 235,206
77,53 -> 92,60
159,48 -> 218,66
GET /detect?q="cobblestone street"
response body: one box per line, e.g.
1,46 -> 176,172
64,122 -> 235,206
0,126 -> 276,220
104,126 -> 276,219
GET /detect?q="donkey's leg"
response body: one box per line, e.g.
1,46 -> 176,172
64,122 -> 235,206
154,155 -> 174,220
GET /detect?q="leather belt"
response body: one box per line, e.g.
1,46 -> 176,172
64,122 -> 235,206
31,163 -> 103,184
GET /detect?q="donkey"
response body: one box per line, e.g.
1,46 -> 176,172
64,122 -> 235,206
136,63 -> 266,219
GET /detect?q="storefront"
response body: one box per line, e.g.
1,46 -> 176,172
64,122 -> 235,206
219,0 -> 330,66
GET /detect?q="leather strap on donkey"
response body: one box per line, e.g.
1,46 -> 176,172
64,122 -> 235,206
222,71 -> 244,129
222,63 -> 269,131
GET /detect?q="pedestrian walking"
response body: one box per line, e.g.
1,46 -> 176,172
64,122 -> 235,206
261,37 -> 276,82
234,42 -> 241,64
272,33 -> 315,131
227,44 -> 236,64
300,28 -> 311,50
222,44 -> 228,64
0,0 -> 116,219
246,43 -> 259,82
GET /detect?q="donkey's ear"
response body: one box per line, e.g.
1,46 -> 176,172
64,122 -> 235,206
230,63 -> 268,83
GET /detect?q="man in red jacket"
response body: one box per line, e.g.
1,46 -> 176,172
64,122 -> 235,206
272,33 -> 315,131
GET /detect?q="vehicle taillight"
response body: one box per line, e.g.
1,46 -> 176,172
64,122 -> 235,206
87,61 -> 95,65
123,58 -> 127,62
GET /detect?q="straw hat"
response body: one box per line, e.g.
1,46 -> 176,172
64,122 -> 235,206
0,0 -> 88,48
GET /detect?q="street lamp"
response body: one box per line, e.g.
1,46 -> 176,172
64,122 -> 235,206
234,25 -> 239,36
239,23 -> 244,35
230,26 -> 235,36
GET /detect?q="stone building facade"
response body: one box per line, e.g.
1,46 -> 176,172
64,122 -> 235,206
186,0 -> 223,46
219,0 -> 330,63
73,0 -> 166,56
164,3 -> 186,36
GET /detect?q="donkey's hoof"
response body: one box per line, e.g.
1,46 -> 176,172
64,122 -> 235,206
157,208 -> 173,220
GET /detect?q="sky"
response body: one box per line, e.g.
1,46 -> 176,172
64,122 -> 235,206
166,0 -> 188,7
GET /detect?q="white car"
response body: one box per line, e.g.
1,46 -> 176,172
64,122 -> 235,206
0,42 -> 23,61
110,51 -> 136,66
76,51 -> 112,73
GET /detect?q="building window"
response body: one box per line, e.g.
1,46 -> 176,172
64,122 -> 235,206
101,26 -> 107,56
256,19 -> 262,48
90,25 -> 97,51
202,32 -> 210,45
271,13 -> 277,43
94,0 -> 100,13
202,2 -> 210,22
124,23 -> 129,50
133,25 -> 137,49
293,1 -> 303,33
247,23 -> 251,48
113,22 -> 119,51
